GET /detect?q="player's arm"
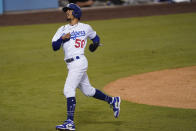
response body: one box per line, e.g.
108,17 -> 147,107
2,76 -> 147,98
87,24 -> 100,52
52,33 -> 70,51
89,35 -> 100,52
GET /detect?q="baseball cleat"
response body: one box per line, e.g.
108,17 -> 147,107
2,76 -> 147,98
111,97 -> 121,118
56,119 -> 75,131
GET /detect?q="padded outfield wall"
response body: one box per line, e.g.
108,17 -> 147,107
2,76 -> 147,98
0,0 -> 3,14
0,0 -> 58,14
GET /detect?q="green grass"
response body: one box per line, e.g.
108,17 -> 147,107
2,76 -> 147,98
0,12 -> 196,131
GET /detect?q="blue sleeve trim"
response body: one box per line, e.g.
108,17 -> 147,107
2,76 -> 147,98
91,35 -> 100,44
52,37 -> 63,51
52,37 -> 69,51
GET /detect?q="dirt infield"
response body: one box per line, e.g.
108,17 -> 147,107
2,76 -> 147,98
0,2 -> 196,26
104,66 -> 196,109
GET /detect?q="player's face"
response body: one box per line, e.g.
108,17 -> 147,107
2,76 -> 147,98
66,9 -> 74,21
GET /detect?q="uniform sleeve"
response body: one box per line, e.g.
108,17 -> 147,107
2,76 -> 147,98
52,26 -> 64,42
51,26 -> 65,51
87,25 -> 96,40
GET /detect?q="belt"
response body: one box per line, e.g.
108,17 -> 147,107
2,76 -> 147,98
66,56 -> 80,63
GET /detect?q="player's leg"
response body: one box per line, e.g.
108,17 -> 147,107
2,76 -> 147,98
60,55 -> 88,126
56,70 -> 84,130
93,89 -> 121,118
78,72 -> 121,118
64,70 -> 84,120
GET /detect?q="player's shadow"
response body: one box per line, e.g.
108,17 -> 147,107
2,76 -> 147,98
77,110 -> 124,126
78,119 -> 123,131
79,119 -> 123,125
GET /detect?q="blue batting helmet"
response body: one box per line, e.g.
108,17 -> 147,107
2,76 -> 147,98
62,3 -> 82,19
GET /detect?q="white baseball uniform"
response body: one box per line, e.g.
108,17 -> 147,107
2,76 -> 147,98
52,22 -> 96,98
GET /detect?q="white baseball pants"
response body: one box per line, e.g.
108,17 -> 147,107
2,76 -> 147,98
63,55 -> 96,98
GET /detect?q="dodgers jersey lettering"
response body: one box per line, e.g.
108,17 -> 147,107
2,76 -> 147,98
52,22 -> 96,60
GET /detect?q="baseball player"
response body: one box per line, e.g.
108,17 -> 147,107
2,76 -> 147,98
52,3 -> 121,131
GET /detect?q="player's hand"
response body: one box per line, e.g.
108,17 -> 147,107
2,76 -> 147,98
61,33 -> 71,40
89,42 -> 99,52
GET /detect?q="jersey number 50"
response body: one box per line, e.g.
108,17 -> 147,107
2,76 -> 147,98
75,39 -> 85,48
